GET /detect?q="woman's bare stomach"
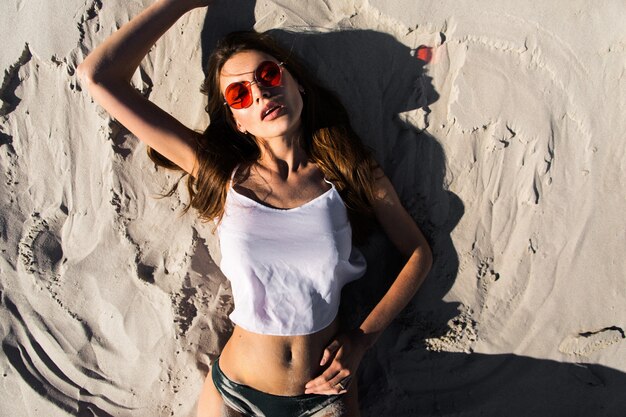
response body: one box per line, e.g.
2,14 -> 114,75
218,316 -> 340,396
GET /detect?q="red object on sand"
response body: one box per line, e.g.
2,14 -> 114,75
415,45 -> 433,63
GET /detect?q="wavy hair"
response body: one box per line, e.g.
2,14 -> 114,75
148,31 -> 378,242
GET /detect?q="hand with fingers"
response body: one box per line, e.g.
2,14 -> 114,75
304,329 -> 372,395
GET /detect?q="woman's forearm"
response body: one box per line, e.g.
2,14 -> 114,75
78,0 -> 201,83
357,244 -> 433,348
308,244 -> 432,393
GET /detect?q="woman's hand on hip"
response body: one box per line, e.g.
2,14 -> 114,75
303,329 -> 371,395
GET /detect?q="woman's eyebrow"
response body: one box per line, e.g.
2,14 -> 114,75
221,68 -> 256,77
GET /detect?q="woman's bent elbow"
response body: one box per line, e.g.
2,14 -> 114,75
76,62 -> 92,82
76,62 -> 114,88
76,63 -> 102,91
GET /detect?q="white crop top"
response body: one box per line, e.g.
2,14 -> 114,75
216,168 -> 367,336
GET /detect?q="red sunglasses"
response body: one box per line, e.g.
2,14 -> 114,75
223,61 -> 284,109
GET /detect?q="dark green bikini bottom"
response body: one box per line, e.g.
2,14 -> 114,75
211,357 -> 344,417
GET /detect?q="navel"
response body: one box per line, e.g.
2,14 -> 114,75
283,348 -> 293,364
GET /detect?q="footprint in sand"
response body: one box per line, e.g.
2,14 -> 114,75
559,327 -> 625,357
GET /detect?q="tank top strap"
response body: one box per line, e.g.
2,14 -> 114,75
230,164 -> 241,187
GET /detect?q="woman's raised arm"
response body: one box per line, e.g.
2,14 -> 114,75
77,0 -> 213,175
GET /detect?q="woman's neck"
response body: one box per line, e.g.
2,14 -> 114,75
257,133 -> 308,179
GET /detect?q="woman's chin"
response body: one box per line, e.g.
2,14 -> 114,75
253,119 -> 302,141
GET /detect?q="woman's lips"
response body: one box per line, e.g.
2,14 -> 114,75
261,103 -> 284,121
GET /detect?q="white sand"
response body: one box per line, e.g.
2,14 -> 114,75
1,0 -> 625,416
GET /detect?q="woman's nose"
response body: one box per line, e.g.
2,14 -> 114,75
251,82 -> 272,103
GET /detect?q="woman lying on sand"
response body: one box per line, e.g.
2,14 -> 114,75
78,0 -> 432,415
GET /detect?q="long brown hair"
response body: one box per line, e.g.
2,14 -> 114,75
148,31 -> 378,241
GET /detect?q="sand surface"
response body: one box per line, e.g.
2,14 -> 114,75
1,0 -> 625,416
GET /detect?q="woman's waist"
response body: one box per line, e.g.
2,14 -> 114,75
219,317 -> 339,395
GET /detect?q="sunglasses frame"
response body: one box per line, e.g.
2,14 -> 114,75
223,61 -> 285,109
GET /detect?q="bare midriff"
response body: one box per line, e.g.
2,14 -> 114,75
218,316 -> 340,396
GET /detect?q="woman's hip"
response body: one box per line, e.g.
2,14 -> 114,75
211,357 -> 347,417
218,318 -> 340,395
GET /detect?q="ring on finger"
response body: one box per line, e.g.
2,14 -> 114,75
336,376 -> 352,391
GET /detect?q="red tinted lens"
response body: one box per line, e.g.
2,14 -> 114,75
224,82 -> 252,109
255,61 -> 282,87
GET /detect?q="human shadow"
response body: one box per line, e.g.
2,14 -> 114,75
359,349 -> 626,416
268,27 -> 466,417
